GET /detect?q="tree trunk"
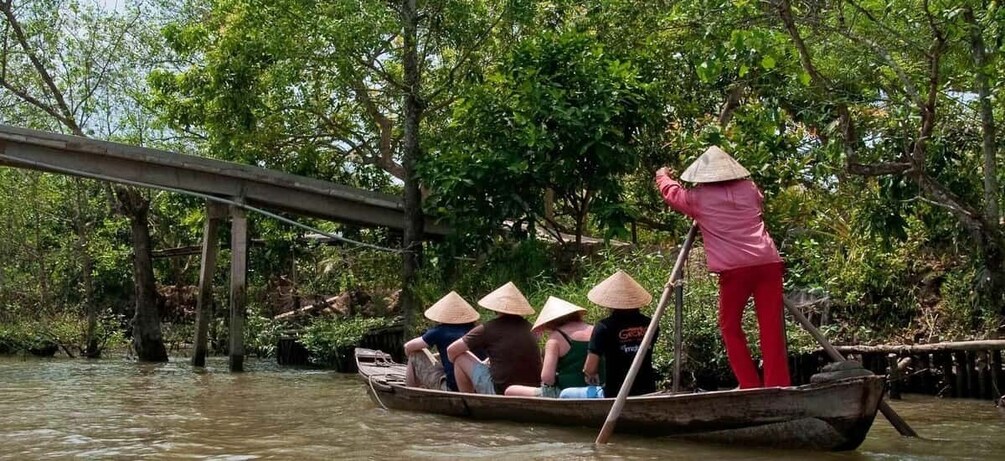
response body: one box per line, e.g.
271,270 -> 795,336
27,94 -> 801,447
32,178 -> 50,309
119,188 -> 168,362
963,7 -> 1004,322
81,251 -> 99,357
73,180 -> 101,358
0,0 -> 167,359
979,235 -> 1005,322
962,7 -> 999,227
400,0 -> 424,331
79,236 -> 99,358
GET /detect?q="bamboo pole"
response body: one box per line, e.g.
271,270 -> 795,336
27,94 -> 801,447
595,224 -> 698,445
783,298 -> 918,437
829,340 -> 1005,354
672,282 -> 684,393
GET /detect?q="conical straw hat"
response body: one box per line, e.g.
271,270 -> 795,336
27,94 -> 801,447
587,270 -> 653,309
680,145 -> 751,183
532,296 -> 586,331
477,282 -> 535,316
424,291 -> 480,324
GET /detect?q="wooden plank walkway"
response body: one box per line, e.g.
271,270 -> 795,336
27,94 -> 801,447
0,124 -> 448,235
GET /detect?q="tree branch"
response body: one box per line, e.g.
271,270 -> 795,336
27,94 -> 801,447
354,55 -> 403,90
846,161 -> 911,176
0,1 -> 82,135
911,35 -> 944,167
351,75 -> 404,180
427,3 -> 508,103
75,9 -> 143,115
0,79 -> 75,126
773,0 -> 861,166
842,0 -> 926,53
717,84 -> 744,127
913,173 -> 987,233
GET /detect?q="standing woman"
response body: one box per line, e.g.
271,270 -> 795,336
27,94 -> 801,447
654,146 -> 791,389
505,297 -> 595,397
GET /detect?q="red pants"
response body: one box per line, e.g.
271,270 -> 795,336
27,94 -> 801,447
718,262 -> 791,388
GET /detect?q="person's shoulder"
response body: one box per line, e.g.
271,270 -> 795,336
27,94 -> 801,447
593,317 -> 613,333
497,314 -> 531,327
734,179 -> 762,195
423,324 -> 450,339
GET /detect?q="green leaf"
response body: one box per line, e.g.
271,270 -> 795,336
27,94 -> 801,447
760,55 -> 776,70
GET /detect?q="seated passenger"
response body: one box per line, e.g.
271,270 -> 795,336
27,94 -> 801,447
447,282 -> 542,395
403,291 -> 480,391
506,296 -> 596,397
582,270 -> 659,397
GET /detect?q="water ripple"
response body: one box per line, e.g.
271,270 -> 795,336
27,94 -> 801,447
0,356 -> 1002,460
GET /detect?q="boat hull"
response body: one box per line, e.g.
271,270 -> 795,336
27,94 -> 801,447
356,348 -> 884,451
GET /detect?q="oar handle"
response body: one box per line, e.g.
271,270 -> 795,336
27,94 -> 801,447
595,224 -> 699,445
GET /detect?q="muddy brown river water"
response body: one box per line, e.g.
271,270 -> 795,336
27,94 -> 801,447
0,356 -> 1002,460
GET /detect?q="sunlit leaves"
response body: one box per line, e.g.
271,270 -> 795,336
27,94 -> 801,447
422,28 -> 655,245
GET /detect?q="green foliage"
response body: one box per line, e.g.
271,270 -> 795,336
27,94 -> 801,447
299,316 -> 395,366
2,0 -> 1003,370
940,263 -> 1003,338
244,305 -> 284,358
0,311 -> 125,356
423,27 -> 657,245
0,321 -> 57,353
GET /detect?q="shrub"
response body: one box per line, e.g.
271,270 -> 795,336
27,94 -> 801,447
299,316 -> 395,366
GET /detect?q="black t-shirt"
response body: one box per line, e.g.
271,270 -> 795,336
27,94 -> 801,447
588,309 -> 658,397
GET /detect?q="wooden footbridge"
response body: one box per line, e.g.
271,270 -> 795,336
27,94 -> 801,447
0,124 -> 447,371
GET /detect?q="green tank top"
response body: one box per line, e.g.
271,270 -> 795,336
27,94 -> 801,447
554,329 -> 590,389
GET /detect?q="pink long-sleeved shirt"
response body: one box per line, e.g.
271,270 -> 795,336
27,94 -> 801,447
656,174 -> 782,273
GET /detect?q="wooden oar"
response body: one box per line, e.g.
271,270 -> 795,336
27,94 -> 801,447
783,298 -> 919,437
672,280 -> 684,393
595,224 -> 698,444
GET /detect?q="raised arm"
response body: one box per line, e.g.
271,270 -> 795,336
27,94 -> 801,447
655,168 -> 698,218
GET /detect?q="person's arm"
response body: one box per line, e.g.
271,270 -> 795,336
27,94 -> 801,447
446,337 -> 469,361
448,324 -> 484,361
583,353 -> 601,385
584,322 -> 606,385
540,337 -> 561,385
403,337 -> 429,355
655,168 -> 698,218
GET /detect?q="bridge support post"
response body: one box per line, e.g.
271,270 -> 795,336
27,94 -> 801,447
229,205 -> 248,372
192,201 -> 227,368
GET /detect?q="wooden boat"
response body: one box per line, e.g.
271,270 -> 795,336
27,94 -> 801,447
356,348 -> 887,451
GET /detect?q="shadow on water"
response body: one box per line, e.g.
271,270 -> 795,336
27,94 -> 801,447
0,356 -> 1002,460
